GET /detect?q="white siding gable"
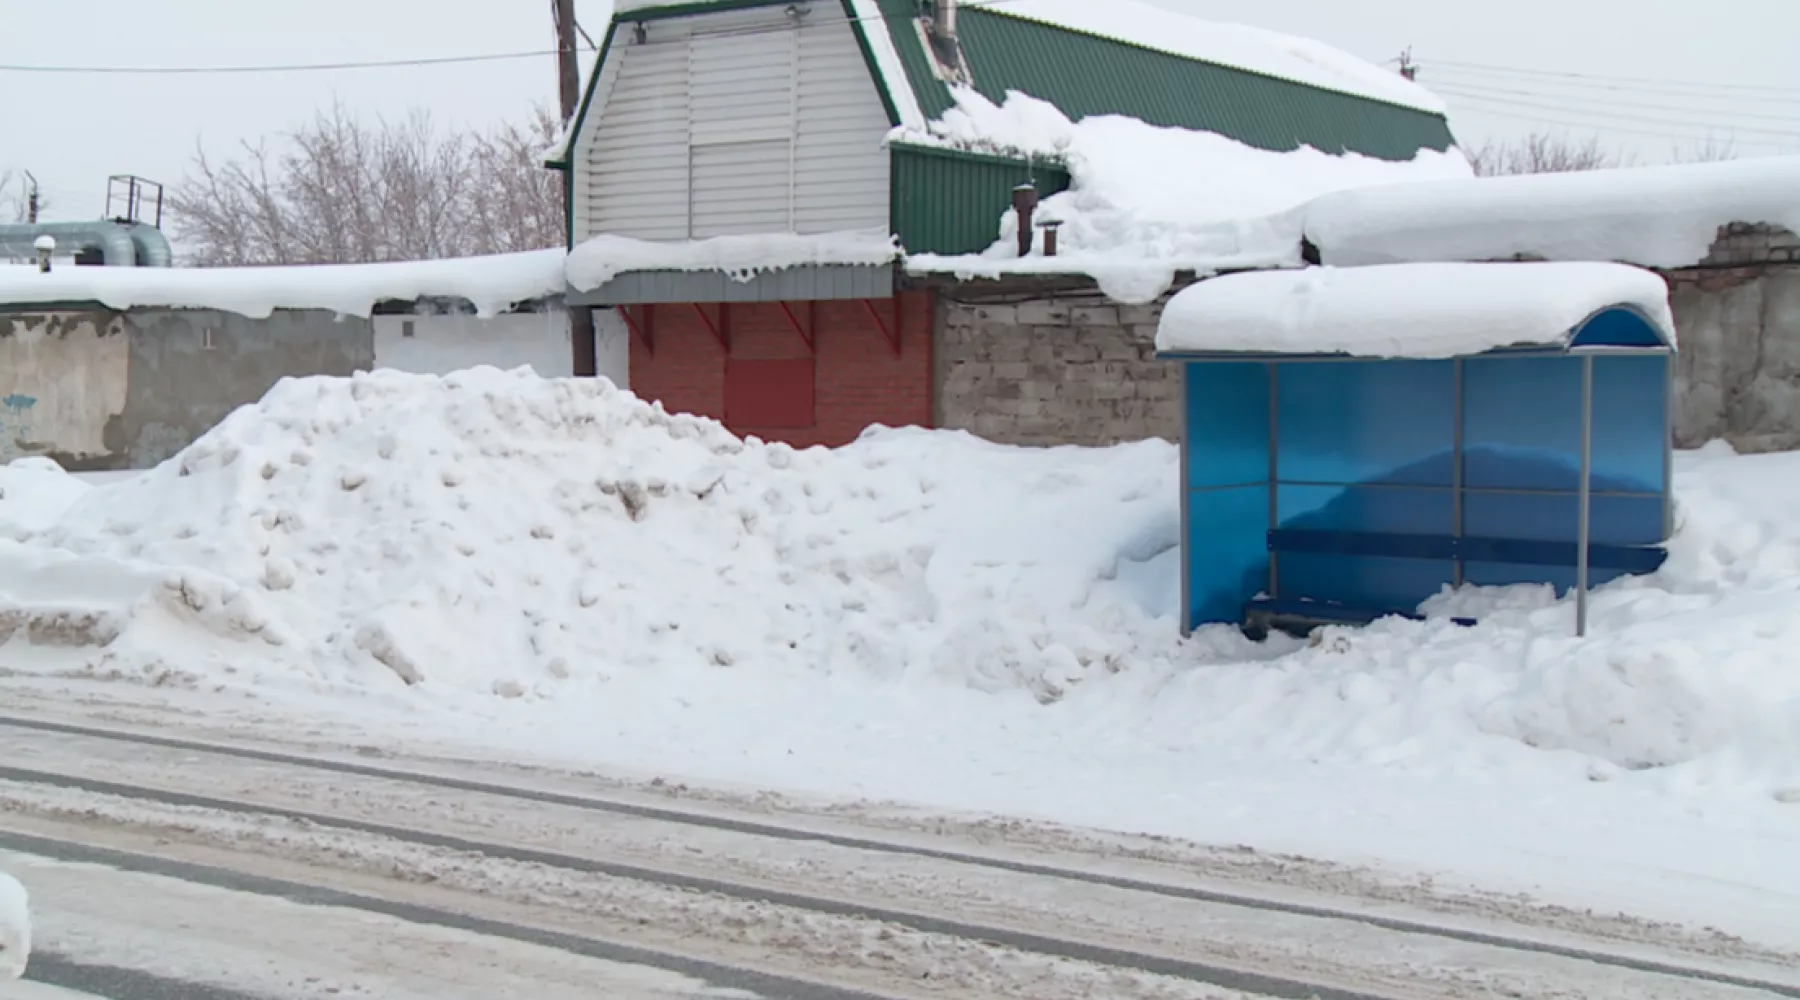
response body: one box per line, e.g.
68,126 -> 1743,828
573,2 -> 892,245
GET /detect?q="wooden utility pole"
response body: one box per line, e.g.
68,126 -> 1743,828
555,0 -> 599,377
554,0 -> 581,122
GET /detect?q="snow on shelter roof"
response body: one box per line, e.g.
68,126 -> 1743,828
0,250 -> 569,319
1154,263 -> 1676,360
1304,155 -> 1800,270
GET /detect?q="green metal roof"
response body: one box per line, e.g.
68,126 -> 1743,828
872,0 -> 1454,161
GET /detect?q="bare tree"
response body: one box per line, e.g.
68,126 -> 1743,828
1468,132 -> 1633,177
1672,137 -> 1740,164
0,170 -> 49,223
168,103 -> 563,266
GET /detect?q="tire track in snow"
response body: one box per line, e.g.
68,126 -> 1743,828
0,712 -> 1792,992
0,768 -> 1403,1000
0,762 -> 1794,1000
0,830 -> 894,1000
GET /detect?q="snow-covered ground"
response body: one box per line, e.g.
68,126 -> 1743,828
0,869 -> 29,980
1,368 -> 1797,949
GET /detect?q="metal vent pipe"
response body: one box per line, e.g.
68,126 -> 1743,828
934,0 -> 956,39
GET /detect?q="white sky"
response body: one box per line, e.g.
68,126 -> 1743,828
4,0 -> 1798,224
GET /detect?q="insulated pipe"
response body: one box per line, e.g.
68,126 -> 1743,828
123,223 -> 175,267
0,222 -> 138,267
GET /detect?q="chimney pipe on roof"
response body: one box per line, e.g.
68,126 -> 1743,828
1012,183 -> 1038,258
934,0 -> 956,40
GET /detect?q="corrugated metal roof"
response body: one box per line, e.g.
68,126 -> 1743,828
872,0 -> 1454,161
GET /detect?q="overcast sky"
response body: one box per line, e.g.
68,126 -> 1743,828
4,0 -> 1798,224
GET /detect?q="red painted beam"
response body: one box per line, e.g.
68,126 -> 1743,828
618,304 -> 654,356
861,297 -> 902,357
693,302 -> 731,353
777,301 -> 816,354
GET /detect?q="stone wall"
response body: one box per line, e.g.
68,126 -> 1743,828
938,225 -> 1800,453
1669,262 -> 1800,452
114,309 -> 374,468
935,292 -> 1182,446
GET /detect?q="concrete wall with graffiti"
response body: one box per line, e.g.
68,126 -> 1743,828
0,312 -> 130,466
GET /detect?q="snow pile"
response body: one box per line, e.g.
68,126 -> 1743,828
0,870 -> 27,979
6,372 -> 1800,797
0,249 -> 569,320
901,91 -> 1473,303
566,230 -> 901,290
0,458 -> 92,535
1304,155 -> 1800,269
1156,262 -> 1675,358
965,0 -> 1444,114
4,368 -> 1185,703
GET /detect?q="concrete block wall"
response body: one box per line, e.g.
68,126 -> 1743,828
935,294 -> 1182,446
1,300 -> 595,471
939,223 -> 1800,455
1669,261 -> 1800,452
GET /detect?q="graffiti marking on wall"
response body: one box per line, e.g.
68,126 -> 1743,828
1,314 -> 128,463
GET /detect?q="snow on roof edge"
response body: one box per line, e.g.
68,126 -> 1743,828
1304,155 -> 1800,271
567,229 -> 902,291
1154,262 -> 1676,359
0,250 -> 569,320
846,0 -> 927,131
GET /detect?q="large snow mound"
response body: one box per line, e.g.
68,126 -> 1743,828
2,373 -> 1800,796
0,458 -> 91,534
0,870 -> 27,979
7,368 -> 1186,702
901,91 -> 1472,303
1304,155 -> 1800,270
1156,262 -> 1675,358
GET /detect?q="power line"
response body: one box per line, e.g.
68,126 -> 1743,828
0,0 -> 1047,75
0,49 -> 587,75
1425,58 -> 1800,98
1436,87 -> 1800,140
1446,95 -> 1800,148
1430,66 -> 1800,109
1433,80 -> 1800,128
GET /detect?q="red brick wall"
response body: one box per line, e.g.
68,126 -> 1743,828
628,292 -> 933,448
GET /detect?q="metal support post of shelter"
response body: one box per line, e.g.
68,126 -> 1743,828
1576,353 -> 1594,637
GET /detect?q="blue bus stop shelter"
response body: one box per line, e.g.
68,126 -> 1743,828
1154,262 -> 1677,639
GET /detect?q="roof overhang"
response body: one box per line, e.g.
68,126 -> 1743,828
568,262 -> 896,306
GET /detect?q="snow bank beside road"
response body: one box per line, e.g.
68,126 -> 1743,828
0,870 -> 28,979
11,368 -> 1185,702
0,459 -> 91,536
2,371 -> 1800,800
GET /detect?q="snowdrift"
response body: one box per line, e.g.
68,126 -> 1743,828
2,369 -> 1186,703
1,371 -> 1798,794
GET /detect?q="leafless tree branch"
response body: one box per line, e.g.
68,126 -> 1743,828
0,170 -> 50,223
167,104 -> 564,266
1468,132 -> 1633,177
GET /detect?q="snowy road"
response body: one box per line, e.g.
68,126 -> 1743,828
0,715 -> 1795,999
